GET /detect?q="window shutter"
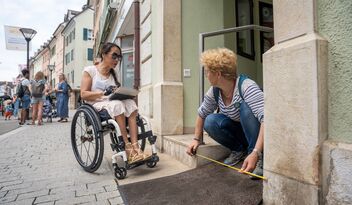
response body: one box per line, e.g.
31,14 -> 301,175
87,48 -> 93,61
83,28 -> 88,41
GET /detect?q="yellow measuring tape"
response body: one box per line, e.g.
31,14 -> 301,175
196,153 -> 267,180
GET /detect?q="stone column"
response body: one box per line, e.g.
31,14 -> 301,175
151,0 -> 183,136
263,0 -> 328,204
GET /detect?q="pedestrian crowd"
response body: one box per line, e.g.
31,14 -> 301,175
0,69 -> 71,126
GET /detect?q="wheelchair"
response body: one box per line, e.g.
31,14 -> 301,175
70,103 -> 159,179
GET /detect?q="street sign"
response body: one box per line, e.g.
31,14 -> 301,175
4,25 -> 31,51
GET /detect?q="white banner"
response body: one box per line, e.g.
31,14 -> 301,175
4,25 -> 31,51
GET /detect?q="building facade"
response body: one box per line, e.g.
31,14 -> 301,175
93,0 -> 352,203
62,7 -> 94,108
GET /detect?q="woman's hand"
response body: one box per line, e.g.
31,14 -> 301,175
240,152 -> 258,173
186,139 -> 200,156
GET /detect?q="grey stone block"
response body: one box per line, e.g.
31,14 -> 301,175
108,197 -> 124,205
17,189 -> 49,201
54,195 -> 96,205
96,190 -> 121,201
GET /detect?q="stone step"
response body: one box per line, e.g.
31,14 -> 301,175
160,134 -> 230,168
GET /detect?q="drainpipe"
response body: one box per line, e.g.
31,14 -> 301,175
133,0 -> 140,91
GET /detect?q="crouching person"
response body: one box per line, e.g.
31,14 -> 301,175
186,48 -> 264,178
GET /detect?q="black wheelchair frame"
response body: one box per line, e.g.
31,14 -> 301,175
70,103 -> 159,179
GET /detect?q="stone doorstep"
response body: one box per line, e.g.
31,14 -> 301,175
160,134 -> 231,168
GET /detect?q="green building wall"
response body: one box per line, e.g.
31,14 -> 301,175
181,0 -> 272,130
318,0 -> 352,143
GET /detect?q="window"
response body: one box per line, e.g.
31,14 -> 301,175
72,29 -> 75,40
65,36 -> 68,46
69,32 -> 72,43
120,36 -> 134,88
65,52 -> 71,65
83,28 -> 93,41
236,0 -> 254,59
87,48 -> 93,61
51,46 -> 56,56
71,49 -> 74,61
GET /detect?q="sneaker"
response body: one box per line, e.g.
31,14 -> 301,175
250,155 -> 263,180
223,151 -> 247,166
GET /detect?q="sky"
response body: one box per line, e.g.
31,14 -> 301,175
0,0 -> 87,82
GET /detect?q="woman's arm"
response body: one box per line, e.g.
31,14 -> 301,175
80,71 -> 104,101
241,123 -> 264,172
186,116 -> 205,156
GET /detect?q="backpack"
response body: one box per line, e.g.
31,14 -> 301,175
31,81 -> 45,98
213,74 -> 248,111
16,82 -> 25,98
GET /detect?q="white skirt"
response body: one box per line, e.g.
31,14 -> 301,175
92,99 -> 138,118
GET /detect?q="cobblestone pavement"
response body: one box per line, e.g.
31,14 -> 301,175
0,116 -> 124,205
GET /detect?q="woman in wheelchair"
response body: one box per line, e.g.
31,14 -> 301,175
80,42 -> 150,164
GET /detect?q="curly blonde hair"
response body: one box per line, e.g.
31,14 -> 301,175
200,48 -> 237,80
34,71 -> 44,81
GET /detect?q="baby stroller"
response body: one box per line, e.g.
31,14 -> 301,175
43,96 -> 56,122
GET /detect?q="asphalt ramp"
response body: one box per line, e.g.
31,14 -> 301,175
119,162 -> 263,205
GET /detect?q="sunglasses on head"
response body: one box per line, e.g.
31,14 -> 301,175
111,53 -> 123,61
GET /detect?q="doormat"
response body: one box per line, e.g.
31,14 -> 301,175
119,163 -> 262,205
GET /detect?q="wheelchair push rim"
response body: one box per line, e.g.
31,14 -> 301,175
71,108 -> 104,172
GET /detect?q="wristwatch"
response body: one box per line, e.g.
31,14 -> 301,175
252,148 -> 262,158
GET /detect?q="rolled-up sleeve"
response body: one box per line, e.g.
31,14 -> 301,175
198,87 -> 218,119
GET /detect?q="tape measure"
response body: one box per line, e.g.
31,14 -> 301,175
196,153 -> 268,180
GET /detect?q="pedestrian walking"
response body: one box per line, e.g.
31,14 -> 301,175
19,69 -> 31,125
28,71 -> 47,125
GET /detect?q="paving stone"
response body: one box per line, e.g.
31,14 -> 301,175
0,190 -> 8,198
0,194 -> 16,203
108,196 -> 124,204
17,189 -> 49,201
0,180 -> 23,187
0,115 -> 125,205
1,198 -> 34,205
34,192 -> 75,204
96,190 -> 121,201
54,195 -> 96,205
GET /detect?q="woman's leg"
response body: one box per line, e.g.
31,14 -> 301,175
37,100 -> 44,124
32,103 -> 38,124
115,114 -> 129,143
127,110 -> 138,144
239,101 -> 260,153
204,113 -> 248,152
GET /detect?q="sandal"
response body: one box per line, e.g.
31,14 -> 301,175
58,118 -> 63,122
125,143 -> 143,163
132,142 -> 152,160
60,119 -> 68,123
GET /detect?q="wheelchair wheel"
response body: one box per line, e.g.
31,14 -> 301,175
71,108 -> 104,172
114,167 -> 127,179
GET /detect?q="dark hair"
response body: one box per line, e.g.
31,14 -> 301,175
99,42 -> 121,87
21,69 -> 29,76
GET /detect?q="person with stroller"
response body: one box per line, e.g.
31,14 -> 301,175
55,73 -> 69,122
80,42 -> 150,164
186,48 -> 264,177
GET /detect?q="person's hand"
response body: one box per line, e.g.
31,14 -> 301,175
103,85 -> 116,96
186,139 -> 200,156
240,152 -> 258,173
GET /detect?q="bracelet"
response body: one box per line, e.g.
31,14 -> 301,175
193,138 -> 200,142
252,148 -> 262,157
